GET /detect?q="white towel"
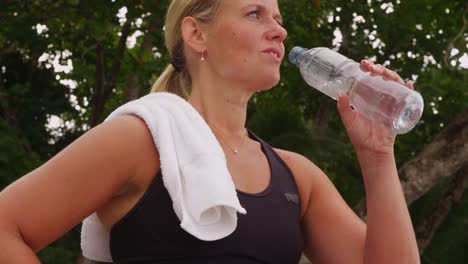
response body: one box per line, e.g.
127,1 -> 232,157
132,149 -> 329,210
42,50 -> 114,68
80,92 -> 247,262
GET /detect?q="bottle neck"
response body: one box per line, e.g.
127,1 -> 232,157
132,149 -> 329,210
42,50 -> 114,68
288,46 -> 308,65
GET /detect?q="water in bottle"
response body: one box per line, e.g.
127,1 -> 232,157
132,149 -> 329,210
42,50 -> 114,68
288,47 -> 424,134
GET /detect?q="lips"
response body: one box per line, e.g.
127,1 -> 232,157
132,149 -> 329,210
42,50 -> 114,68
262,47 -> 283,62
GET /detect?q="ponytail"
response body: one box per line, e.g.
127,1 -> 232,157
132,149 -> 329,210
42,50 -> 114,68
150,64 -> 191,100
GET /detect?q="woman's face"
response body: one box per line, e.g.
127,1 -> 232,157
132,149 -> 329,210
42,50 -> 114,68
204,0 -> 287,91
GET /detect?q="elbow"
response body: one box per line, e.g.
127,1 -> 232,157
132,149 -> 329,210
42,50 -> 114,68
0,223 -> 41,263
0,218 -> 37,252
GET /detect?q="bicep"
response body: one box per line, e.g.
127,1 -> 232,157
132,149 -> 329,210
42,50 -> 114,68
280,151 -> 366,263
0,115 -> 155,251
302,168 -> 366,263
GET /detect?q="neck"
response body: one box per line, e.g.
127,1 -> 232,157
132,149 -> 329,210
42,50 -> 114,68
188,71 -> 254,138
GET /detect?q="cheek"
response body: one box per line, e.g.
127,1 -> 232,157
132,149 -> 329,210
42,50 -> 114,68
218,24 -> 258,63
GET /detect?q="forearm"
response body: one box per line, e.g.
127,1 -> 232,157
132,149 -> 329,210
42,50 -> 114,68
0,230 -> 41,263
357,151 -> 420,264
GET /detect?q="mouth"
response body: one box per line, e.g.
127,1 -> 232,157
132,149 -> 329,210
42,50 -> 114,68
262,48 -> 283,62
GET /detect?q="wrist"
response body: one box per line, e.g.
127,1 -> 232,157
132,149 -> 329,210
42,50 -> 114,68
356,149 -> 396,170
350,133 -> 395,159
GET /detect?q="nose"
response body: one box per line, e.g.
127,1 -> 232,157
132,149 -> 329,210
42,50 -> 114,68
265,21 -> 288,42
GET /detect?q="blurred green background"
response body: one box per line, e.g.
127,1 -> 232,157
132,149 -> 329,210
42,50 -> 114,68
1,0 -> 467,263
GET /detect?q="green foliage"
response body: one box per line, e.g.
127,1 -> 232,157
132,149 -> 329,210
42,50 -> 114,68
37,228 -> 81,264
409,176 -> 468,263
421,193 -> 468,264
0,119 -> 41,188
0,0 -> 466,262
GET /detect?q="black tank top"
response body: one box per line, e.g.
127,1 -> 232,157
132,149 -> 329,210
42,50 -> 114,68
110,131 -> 303,263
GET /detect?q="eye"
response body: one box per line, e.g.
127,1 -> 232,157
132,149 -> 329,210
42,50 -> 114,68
247,10 -> 260,19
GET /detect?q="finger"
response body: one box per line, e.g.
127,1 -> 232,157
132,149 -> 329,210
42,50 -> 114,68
369,63 -> 386,75
405,80 -> 414,89
337,94 -> 355,128
360,59 -> 374,71
384,69 -> 405,85
370,64 -> 405,85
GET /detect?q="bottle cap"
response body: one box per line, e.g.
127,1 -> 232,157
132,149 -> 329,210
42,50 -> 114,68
288,46 -> 307,65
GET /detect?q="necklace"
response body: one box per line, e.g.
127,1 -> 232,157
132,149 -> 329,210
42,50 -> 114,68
212,127 -> 248,154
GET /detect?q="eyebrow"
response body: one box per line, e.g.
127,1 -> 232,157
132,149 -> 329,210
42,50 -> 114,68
242,3 -> 284,24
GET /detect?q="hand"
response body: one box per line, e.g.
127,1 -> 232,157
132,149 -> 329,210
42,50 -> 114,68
337,60 -> 415,155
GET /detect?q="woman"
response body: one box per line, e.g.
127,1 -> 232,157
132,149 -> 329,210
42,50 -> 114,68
0,0 -> 420,263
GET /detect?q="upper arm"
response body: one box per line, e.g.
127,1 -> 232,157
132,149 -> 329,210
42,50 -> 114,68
276,149 -> 366,264
0,114 -> 159,252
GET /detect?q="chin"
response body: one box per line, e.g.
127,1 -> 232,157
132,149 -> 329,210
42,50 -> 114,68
256,72 -> 281,91
240,69 -> 281,92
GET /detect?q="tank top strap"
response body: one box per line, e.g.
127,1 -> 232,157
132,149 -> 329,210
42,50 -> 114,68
246,129 -> 300,199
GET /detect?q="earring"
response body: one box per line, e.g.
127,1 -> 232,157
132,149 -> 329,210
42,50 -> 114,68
201,51 -> 205,61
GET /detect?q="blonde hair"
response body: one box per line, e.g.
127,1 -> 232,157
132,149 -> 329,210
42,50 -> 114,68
150,0 -> 221,99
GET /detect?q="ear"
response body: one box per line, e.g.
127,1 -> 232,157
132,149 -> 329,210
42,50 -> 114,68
181,16 -> 208,53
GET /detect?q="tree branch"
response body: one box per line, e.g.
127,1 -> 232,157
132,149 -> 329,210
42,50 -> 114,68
443,3 -> 467,69
95,42 -> 105,96
89,20 -> 131,127
138,14 -> 159,63
0,67 -> 11,122
89,41 -> 105,127
416,164 -> 468,254
105,19 -> 132,95
124,11 -> 160,101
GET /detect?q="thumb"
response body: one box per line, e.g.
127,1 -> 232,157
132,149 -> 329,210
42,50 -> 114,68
337,94 -> 356,127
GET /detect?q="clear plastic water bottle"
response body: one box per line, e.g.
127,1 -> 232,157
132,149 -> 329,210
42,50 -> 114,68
288,47 -> 424,134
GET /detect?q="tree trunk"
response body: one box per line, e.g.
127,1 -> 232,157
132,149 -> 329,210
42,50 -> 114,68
0,70 -> 14,124
124,4 -> 160,102
354,107 -> 468,217
400,107 -> 468,205
89,20 -> 132,127
89,42 -> 105,128
416,164 -> 468,254
124,74 -> 141,101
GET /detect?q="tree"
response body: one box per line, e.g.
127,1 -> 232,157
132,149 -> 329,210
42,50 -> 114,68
1,0 -> 467,263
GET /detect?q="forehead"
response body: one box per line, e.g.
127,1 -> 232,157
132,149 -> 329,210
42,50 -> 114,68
219,0 -> 281,14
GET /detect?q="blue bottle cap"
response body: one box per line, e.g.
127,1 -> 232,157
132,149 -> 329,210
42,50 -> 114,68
288,46 -> 307,65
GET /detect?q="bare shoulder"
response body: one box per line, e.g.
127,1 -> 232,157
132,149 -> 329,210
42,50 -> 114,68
0,114 -> 159,251
100,114 -> 160,176
273,148 -> 328,217
273,148 -> 322,173
99,114 -> 160,184
76,114 -> 160,188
